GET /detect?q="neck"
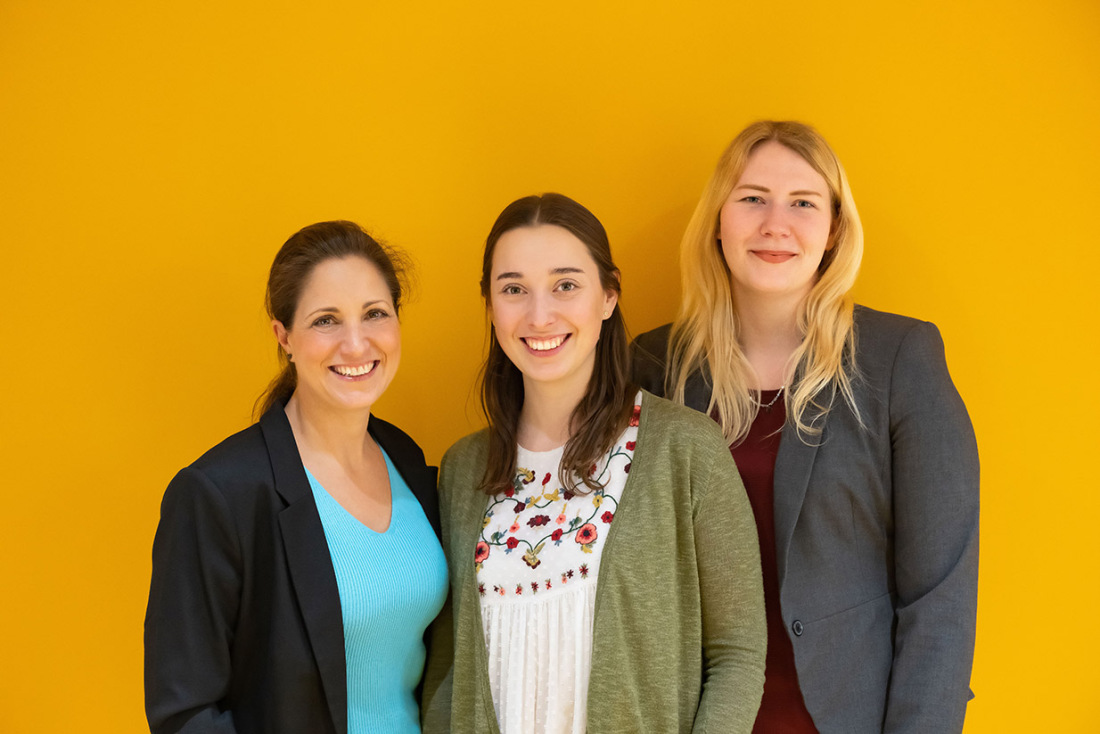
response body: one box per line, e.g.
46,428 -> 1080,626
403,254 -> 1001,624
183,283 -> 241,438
283,393 -> 375,467
517,372 -> 590,452
734,290 -> 805,390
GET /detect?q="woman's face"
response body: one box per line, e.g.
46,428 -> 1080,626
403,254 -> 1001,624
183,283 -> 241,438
488,224 -> 617,396
719,140 -> 834,305
273,255 -> 401,414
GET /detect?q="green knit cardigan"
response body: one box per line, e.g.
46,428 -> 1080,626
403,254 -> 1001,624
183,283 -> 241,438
422,391 -> 766,733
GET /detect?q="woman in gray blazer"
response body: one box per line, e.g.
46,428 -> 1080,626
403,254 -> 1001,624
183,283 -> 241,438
632,121 -> 978,734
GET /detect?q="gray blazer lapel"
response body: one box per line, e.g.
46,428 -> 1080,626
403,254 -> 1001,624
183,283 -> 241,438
772,412 -> 825,590
261,407 -> 348,734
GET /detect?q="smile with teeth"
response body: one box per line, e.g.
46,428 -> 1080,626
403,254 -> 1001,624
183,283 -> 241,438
524,335 -> 567,352
331,362 -> 377,377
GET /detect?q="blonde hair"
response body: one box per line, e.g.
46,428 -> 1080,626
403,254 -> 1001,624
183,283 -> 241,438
668,120 -> 864,444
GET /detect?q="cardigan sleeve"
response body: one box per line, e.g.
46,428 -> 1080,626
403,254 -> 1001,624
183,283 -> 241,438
144,466 -> 241,734
691,433 -> 767,733
882,321 -> 979,733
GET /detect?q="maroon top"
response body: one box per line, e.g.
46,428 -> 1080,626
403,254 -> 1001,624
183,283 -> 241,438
729,391 -> 819,733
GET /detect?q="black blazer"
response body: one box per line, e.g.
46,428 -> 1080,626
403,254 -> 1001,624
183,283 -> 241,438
631,306 -> 979,734
144,402 -> 440,734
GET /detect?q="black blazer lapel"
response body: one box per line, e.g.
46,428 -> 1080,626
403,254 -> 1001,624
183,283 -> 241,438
260,406 -> 348,734
369,416 -> 441,539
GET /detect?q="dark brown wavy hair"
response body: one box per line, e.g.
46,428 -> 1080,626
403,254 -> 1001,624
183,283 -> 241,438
254,220 -> 409,418
478,193 -> 636,495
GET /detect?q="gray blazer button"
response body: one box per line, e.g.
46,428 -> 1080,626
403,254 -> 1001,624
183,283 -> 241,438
792,620 -> 804,636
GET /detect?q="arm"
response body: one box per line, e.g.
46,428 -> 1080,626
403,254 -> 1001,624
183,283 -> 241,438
883,321 -> 980,733
692,438 -> 767,734
144,466 -> 241,734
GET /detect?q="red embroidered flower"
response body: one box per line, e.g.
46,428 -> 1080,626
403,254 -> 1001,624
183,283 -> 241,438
527,515 -> 550,527
478,583 -> 486,596
551,529 -> 564,542
629,404 -> 641,427
514,501 -> 526,513
531,582 -> 539,593
474,541 -> 490,563
588,463 -> 598,476
624,463 -> 631,474
542,472 -> 552,486
563,490 -> 575,501
506,537 -> 519,549
545,579 -> 552,590
625,440 -> 636,451
504,487 -> 515,498
575,523 -> 597,544
567,569 -> 574,579
579,563 -> 589,578
515,584 -> 523,595
601,511 -> 614,524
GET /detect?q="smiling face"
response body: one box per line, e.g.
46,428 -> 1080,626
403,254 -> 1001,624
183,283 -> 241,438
719,140 -> 835,305
488,224 -> 617,398
273,255 -> 401,414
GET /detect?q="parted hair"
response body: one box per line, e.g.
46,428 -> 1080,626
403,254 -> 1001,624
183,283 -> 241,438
478,193 -> 636,495
669,120 -> 864,445
255,220 -> 409,418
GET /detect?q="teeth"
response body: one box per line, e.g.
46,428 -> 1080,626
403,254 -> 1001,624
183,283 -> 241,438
526,336 -> 565,351
333,363 -> 376,376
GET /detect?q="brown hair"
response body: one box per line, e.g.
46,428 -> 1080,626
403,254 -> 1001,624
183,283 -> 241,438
478,193 -> 636,495
255,220 -> 409,418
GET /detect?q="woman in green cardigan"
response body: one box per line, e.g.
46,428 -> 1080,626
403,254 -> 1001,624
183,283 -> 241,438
422,193 -> 766,733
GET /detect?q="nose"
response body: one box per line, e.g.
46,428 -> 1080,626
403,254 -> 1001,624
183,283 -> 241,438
528,291 -> 556,328
760,203 -> 791,237
342,322 -> 369,355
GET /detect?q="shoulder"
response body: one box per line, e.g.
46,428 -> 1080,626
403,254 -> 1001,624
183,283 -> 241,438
638,390 -> 727,455
630,323 -> 673,396
631,323 -> 673,359
185,421 -> 271,489
853,304 -> 950,376
854,304 -> 943,352
439,430 -> 490,483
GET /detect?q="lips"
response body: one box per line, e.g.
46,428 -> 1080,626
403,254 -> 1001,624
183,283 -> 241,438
524,335 -> 568,352
752,250 -> 797,263
331,362 -> 377,378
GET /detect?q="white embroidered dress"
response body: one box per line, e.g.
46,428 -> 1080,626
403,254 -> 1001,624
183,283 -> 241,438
476,396 -> 641,734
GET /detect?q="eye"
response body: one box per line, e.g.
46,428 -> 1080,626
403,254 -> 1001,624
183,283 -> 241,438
500,284 -> 524,296
740,195 -> 764,204
365,307 -> 391,320
793,199 -> 817,209
557,281 -> 579,293
312,315 -> 337,328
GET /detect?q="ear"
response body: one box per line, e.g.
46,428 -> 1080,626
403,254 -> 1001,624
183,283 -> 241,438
602,271 -> 621,319
272,320 -> 291,352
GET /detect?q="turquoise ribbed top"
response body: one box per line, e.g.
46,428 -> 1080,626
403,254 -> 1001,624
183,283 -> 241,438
306,449 -> 448,734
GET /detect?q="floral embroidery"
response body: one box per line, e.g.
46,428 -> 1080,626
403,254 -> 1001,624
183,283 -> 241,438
476,394 -> 642,599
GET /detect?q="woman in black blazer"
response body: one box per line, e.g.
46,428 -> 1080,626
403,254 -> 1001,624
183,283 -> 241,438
145,221 -> 447,734
632,121 -> 978,734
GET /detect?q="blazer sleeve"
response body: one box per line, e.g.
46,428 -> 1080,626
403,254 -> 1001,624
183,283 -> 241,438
691,431 -> 767,734
883,321 -> 979,733
145,466 -> 242,734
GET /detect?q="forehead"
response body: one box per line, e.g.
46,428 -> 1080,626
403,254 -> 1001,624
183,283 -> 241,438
738,141 -> 827,189
299,255 -> 391,302
491,224 -> 598,275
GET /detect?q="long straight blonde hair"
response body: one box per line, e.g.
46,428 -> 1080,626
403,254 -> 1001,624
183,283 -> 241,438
668,121 -> 864,445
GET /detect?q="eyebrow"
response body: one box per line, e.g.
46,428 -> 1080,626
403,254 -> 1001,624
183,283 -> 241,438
304,300 -> 388,317
735,184 -> 825,197
495,266 -> 586,280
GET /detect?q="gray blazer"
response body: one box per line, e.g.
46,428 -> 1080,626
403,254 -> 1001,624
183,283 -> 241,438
631,305 -> 978,734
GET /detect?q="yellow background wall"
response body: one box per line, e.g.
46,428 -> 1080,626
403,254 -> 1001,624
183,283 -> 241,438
2,1 -> 1097,730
